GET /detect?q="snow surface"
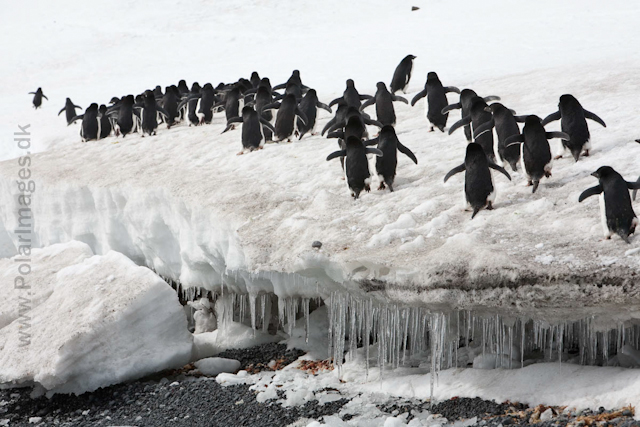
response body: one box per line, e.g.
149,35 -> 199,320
193,357 -> 241,376
0,242 -> 193,396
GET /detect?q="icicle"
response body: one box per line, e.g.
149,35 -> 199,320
304,298 -> 310,343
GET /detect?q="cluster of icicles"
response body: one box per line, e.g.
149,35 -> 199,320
161,275 -> 640,381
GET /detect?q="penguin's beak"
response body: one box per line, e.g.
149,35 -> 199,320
590,171 -> 599,178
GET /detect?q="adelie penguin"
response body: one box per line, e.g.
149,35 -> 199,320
410,72 -> 460,132
472,103 -> 525,171
504,115 -> 569,193
329,79 -> 373,109
443,142 -> 511,219
297,89 -> 331,139
58,98 -> 83,125
162,85 -> 181,128
360,82 -> 408,127
222,106 -> 276,154
364,125 -> 417,192
449,96 -> 496,161
579,166 -> 640,243
390,55 -> 416,94
326,136 -> 383,199
111,94 -> 138,137
69,103 -> 99,142
263,94 -> 308,142
139,90 -> 169,136
541,94 -> 606,162
29,88 -> 48,109
326,107 -> 383,141
443,89 -> 500,141
273,70 -> 308,93
98,104 -> 112,139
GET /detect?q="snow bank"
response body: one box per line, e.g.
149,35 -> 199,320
0,242 -> 192,396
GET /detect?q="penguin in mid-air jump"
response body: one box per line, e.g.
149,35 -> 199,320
365,125 -> 417,192
410,72 -> 460,132
30,88 -> 48,109
390,55 -> 416,94
444,142 -> 511,219
504,115 -> 569,193
579,166 -> 640,243
541,94 -> 606,162
327,136 -> 383,199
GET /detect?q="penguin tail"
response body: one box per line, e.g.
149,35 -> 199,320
532,180 -> 540,193
471,206 -> 482,219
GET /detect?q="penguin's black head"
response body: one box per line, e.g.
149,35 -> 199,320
460,88 -> 477,99
484,103 -> 504,114
380,125 -> 395,135
345,106 -> 361,119
591,166 -> 615,179
203,83 -> 214,90
178,79 -> 187,86
88,103 -> 98,110
346,79 -> 355,87
292,70 -> 300,76
251,71 -> 259,79
376,82 -> 386,90
405,55 -> 416,60
99,104 -> 107,113
559,94 -> 578,108
427,71 -> 438,80
306,88 -> 317,97
470,96 -> 488,112
191,82 -> 201,92
242,105 -> 254,116
345,135 -> 362,147
259,77 -> 271,88
465,142 -> 485,157
525,115 -> 542,125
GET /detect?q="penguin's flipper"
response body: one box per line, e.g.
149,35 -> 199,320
74,105 -> 82,110
42,94 -> 48,100
321,118 -> 337,136
317,102 -> 332,113
578,185 -> 603,202
444,164 -> 466,182
359,94 -> 374,101
448,116 -> 472,135
584,110 -> 607,127
295,108 -> 308,126
68,114 -> 84,125
328,97 -> 343,107
359,98 -> 375,111
391,94 -> 409,104
272,93 -> 284,101
363,118 -> 383,128
505,134 -> 524,148
272,83 -> 286,91
260,118 -> 276,133
632,176 -> 640,200
488,162 -> 511,181
541,111 -> 561,126
410,89 -> 427,106
365,147 -> 383,157
243,88 -> 258,96
626,180 -> 640,191
156,105 -> 170,118
28,92 -> 36,95
472,118 -> 495,139
441,102 -> 461,115
364,137 -> 379,146
546,131 -> 571,140
326,150 -> 347,161
444,86 -> 461,94
508,109 -> 517,115
514,115 -> 528,123
58,107 -> 65,116
263,102 -> 281,111
482,95 -> 501,102
397,142 -> 418,164
327,130 -> 345,140
225,116 -> 243,126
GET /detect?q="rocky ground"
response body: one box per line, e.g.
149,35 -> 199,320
0,344 -> 638,427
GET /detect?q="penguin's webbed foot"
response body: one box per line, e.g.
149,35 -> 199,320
486,201 -> 494,210
554,154 -> 563,160
429,126 -> 434,132
527,180 -> 533,186
583,150 -> 590,157
378,182 -> 386,190
364,185 -> 371,193
544,171 -> 552,178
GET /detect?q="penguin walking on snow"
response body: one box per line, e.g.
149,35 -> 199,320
327,136 -> 383,199
329,79 -> 373,109
139,91 -> 169,136
360,82 -> 408,127
390,55 -> 416,94
443,89 -> 500,142
504,115 -> 569,193
472,103 -> 525,172
98,104 -> 112,139
364,125 -> 418,192
263,94 -> 308,142
579,166 -> 640,243
222,106 -> 276,154
449,96 -> 496,162
410,72 -> 460,132
444,142 -> 511,218
297,89 -> 332,139
29,88 -> 47,109
541,94 -> 606,161
69,103 -> 99,142
58,98 -> 83,125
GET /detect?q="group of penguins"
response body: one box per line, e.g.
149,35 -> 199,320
30,54 -> 640,243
